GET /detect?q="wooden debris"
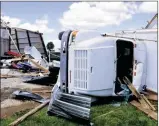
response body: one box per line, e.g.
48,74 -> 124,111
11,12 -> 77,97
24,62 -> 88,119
11,57 -> 28,62
140,91 -> 149,95
93,108 -> 120,120
0,74 -> 17,78
123,77 -> 156,111
140,90 -> 157,101
146,88 -> 157,95
9,100 -> 49,126
0,72 -> 48,78
146,94 -> 157,101
119,76 -> 157,120
123,77 -> 150,109
27,58 -> 49,73
130,100 -> 157,121
140,94 -> 156,111
10,55 -> 49,73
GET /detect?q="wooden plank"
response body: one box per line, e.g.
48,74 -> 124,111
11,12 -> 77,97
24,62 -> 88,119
122,77 -> 149,109
0,74 -> 17,78
10,57 -> 28,62
2,73 -> 48,77
130,100 -> 157,121
9,100 -> 49,126
27,58 -> 49,73
123,77 -> 141,98
146,94 -> 158,101
141,94 -> 156,111
146,88 -> 157,95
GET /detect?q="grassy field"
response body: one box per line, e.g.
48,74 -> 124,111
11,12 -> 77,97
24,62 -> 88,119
1,103 -> 157,126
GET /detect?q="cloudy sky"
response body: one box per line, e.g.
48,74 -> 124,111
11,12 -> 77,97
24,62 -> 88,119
1,2 -> 157,49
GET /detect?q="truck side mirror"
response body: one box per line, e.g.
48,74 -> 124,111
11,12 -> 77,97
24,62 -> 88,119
58,31 -> 65,40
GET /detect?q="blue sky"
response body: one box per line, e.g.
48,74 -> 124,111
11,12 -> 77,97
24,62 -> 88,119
1,2 -> 157,49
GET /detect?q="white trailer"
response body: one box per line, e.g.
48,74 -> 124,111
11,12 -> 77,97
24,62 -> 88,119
114,29 -> 157,93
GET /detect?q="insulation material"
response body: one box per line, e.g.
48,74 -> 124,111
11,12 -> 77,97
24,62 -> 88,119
24,46 -> 49,69
24,46 -> 42,60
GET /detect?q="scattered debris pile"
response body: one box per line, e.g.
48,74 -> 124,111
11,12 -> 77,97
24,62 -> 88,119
1,20 -> 60,83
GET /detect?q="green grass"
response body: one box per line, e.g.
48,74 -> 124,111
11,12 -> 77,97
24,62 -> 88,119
1,103 -> 157,126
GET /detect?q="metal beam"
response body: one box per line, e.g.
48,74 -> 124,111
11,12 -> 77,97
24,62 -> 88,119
26,30 -> 31,46
8,28 -> 11,51
15,29 -> 20,51
39,34 -> 49,61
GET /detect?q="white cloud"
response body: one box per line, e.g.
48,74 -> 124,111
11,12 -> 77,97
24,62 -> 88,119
60,2 -> 138,30
138,2 -> 157,13
1,15 -> 54,34
1,15 -> 21,27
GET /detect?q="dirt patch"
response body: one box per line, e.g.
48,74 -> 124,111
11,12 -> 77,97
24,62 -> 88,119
1,77 -> 48,89
1,101 -> 39,119
1,77 -> 53,119
1,88 -> 51,119
1,88 -> 19,102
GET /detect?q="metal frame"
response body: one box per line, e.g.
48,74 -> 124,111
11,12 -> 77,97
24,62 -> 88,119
26,30 -> 32,46
15,29 -> 20,51
8,28 -> 11,51
39,33 -> 49,61
145,13 -> 158,29
1,26 -> 49,60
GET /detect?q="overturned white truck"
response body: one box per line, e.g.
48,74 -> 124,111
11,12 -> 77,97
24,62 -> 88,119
48,15 -> 157,121
66,29 -> 157,96
48,29 -> 157,120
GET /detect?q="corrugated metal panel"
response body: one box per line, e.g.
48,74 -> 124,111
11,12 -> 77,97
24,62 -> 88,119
31,42 -> 43,48
17,31 -> 27,38
29,32 -> 40,37
30,37 -> 41,43
11,29 -> 15,34
18,39 -> 29,43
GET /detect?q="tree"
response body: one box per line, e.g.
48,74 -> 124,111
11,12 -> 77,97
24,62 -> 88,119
47,42 -> 54,51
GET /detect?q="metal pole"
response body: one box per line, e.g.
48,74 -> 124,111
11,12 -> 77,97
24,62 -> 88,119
49,50 -> 50,62
102,33 -> 157,42
1,20 -> 20,53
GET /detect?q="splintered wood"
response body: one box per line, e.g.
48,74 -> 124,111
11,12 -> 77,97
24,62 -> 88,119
10,55 -> 49,73
118,76 -> 157,121
130,100 -> 157,121
146,94 -> 157,101
0,74 -> 17,78
27,58 -> 49,73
